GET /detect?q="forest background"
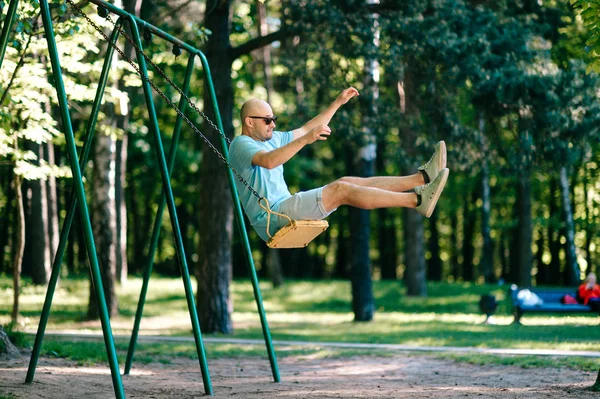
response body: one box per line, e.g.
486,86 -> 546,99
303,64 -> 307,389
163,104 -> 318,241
0,0 -> 599,334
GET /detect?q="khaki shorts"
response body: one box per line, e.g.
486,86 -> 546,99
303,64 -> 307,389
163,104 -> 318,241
255,186 -> 336,242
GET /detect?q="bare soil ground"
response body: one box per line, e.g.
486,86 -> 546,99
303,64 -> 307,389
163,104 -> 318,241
0,352 -> 598,398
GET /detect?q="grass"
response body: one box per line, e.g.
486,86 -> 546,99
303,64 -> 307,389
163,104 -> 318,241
439,352 -> 600,372
0,275 -> 599,370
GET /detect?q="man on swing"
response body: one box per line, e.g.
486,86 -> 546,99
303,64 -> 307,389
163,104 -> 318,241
229,87 -> 449,242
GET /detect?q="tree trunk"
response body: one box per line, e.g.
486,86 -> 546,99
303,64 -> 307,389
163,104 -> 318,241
404,209 -> 427,296
349,179 -> 375,320
534,231 -> 547,285
128,174 -> 144,274
377,208 -> 398,280
0,168 -> 14,273
592,369 -> 600,392
500,236 -> 509,281
508,228 -> 519,284
77,219 -> 87,271
0,326 -> 20,357
462,189 -> 477,282
582,171 -> 594,274
66,220 -> 75,275
256,0 -> 274,102
559,166 -> 580,285
196,0 -> 234,334
517,171 -> 533,288
426,212 -> 442,281
266,249 -> 284,288
122,0 -> 142,276
333,208 -> 351,279
115,136 -> 128,284
548,178 -> 562,285
400,65 -> 426,295
376,140 -> 398,280
350,2 -> 378,321
478,115 -> 494,283
12,169 -> 25,323
23,141 -> 51,285
231,221 -> 252,279
43,141 -> 59,263
88,133 -> 118,319
449,212 -> 460,281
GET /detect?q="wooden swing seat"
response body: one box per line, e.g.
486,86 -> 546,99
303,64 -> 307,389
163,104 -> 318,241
266,220 -> 329,249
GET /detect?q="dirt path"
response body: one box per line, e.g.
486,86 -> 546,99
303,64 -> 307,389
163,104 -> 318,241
1,353 -> 597,398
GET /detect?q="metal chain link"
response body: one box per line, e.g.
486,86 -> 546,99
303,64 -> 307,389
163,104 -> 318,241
103,11 -> 231,146
66,0 -> 263,200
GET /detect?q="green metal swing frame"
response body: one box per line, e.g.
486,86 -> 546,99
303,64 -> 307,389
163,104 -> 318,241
0,0 -> 280,397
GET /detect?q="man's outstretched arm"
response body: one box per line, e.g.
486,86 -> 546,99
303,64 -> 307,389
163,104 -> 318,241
252,125 -> 331,169
291,87 -> 359,140
252,87 -> 359,170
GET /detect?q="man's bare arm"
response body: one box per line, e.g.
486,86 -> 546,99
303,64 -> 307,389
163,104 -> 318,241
291,87 -> 359,140
252,125 -> 331,169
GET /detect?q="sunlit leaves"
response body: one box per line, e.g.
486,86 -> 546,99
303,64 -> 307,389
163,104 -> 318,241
0,0 -> 129,180
570,0 -> 600,71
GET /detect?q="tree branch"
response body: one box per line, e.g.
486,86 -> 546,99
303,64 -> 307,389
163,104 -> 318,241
158,0 -> 195,24
229,1 -> 400,60
231,27 -> 296,59
0,29 -> 35,106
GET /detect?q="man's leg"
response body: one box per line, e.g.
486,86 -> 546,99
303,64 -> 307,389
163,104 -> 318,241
338,174 -> 425,193
322,179 -> 418,211
322,168 -> 449,217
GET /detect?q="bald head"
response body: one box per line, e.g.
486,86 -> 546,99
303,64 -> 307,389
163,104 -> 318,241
240,99 -> 275,138
241,99 -> 271,122
240,98 -> 276,140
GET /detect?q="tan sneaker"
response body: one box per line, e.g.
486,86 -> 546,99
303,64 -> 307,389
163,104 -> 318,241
418,140 -> 446,183
415,168 -> 449,218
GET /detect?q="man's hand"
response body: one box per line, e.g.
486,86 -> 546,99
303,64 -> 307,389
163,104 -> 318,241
335,87 -> 360,105
303,124 -> 331,144
291,87 -> 358,141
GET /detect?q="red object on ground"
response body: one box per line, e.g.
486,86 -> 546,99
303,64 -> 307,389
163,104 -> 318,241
577,283 -> 600,305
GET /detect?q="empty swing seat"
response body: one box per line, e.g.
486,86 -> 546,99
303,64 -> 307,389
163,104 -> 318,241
267,220 -> 329,249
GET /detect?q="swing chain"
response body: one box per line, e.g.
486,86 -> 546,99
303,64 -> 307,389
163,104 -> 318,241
101,12 -> 231,146
65,0 -> 263,201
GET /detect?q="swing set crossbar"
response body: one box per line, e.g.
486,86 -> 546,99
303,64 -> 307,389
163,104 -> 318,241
87,0 -> 194,55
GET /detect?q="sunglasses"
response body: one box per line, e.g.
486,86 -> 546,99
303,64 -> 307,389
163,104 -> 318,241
249,115 -> 278,125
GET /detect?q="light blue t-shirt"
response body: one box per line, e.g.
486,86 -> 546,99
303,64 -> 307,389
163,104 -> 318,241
228,131 -> 294,235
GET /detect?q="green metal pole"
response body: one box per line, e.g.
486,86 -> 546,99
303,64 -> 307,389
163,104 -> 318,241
87,0 -> 196,55
0,0 -> 19,70
26,18 -> 125,384
126,17 -> 213,395
124,55 -> 195,375
196,52 -> 281,382
37,2 -> 125,398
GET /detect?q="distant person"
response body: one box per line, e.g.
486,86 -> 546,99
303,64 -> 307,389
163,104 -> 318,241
577,272 -> 600,310
229,87 -> 450,242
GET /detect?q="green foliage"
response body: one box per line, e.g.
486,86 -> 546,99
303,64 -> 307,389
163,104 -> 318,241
570,0 -> 600,72
0,0 -> 127,181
